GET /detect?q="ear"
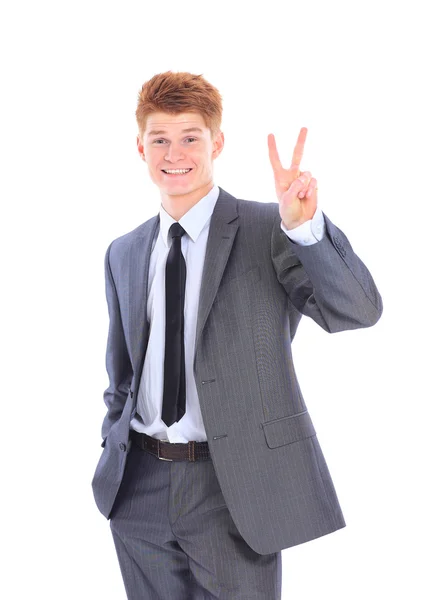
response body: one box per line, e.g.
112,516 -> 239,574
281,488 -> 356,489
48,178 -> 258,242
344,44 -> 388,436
137,134 -> 145,161
212,130 -> 224,160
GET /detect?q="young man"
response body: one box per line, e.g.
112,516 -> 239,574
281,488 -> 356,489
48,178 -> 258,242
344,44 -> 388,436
91,70 -> 383,599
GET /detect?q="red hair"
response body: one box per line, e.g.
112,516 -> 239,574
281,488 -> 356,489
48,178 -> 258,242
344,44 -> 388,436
136,71 -> 223,141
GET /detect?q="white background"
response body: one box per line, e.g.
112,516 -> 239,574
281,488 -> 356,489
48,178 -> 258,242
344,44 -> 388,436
1,0 -> 442,598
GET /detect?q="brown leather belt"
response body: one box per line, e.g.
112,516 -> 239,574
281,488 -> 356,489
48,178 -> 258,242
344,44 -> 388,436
130,429 -> 211,462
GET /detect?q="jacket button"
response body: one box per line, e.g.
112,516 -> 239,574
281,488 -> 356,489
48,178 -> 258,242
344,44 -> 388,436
130,390 -> 133,398
119,442 -> 127,452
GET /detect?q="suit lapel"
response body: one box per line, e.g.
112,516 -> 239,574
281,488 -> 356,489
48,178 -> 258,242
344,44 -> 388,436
194,187 -> 239,354
125,214 -> 159,374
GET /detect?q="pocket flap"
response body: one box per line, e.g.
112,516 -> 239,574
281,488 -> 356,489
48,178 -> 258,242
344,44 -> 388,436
261,410 -> 316,449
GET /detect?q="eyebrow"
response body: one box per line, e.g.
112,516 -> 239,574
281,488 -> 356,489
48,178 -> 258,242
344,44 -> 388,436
147,127 -> 204,137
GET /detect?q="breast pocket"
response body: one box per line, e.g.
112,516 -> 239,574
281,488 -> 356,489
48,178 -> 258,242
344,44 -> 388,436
261,410 -> 316,449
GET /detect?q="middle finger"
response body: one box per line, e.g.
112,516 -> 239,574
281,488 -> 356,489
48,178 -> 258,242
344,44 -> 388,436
291,127 -> 308,172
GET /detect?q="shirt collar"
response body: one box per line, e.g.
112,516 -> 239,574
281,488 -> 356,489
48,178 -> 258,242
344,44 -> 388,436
159,184 -> 220,247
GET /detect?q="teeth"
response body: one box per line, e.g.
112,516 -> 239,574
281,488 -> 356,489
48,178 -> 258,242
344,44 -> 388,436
164,169 -> 191,174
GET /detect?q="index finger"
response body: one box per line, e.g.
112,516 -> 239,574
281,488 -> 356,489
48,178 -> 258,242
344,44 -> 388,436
290,127 -> 308,172
267,133 -> 283,176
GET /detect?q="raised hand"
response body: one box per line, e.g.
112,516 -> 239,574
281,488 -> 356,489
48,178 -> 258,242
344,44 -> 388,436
267,127 -> 318,229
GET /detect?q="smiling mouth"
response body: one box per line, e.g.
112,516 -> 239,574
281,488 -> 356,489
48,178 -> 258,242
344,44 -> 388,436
162,169 -> 193,176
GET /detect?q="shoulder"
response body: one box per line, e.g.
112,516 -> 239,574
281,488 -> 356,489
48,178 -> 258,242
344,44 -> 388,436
236,197 -> 280,224
105,213 -> 158,257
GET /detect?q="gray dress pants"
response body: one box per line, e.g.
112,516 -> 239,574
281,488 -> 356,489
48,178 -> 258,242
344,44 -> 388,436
109,439 -> 282,599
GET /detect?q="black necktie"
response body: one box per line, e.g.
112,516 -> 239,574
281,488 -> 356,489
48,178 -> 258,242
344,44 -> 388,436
162,222 -> 187,426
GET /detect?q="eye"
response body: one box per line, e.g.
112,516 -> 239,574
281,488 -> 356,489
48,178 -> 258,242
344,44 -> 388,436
153,137 -> 197,145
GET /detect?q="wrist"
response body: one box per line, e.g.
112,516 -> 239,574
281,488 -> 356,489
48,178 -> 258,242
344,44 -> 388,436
282,219 -> 306,230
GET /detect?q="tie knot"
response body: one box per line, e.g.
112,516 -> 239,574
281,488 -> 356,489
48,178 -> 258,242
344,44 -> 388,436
170,222 -> 186,239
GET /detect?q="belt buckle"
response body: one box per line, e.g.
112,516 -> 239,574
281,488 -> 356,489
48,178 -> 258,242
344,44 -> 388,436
157,439 -> 172,461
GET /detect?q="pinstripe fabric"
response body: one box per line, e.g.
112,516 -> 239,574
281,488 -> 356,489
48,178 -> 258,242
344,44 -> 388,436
91,186 -> 383,560
109,442 -> 281,599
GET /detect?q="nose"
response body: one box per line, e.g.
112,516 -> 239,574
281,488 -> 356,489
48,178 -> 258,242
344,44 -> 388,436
165,142 -> 185,162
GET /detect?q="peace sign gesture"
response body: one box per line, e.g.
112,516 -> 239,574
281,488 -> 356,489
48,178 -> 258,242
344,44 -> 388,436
267,127 -> 318,229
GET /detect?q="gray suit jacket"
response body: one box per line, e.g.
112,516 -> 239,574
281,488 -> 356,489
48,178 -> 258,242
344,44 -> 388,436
91,186 -> 383,555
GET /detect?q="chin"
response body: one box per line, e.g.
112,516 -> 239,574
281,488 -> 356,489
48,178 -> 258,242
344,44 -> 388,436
163,184 -> 195,195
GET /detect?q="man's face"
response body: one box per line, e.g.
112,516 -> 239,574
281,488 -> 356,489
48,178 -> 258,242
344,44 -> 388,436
137,111 -> 224,200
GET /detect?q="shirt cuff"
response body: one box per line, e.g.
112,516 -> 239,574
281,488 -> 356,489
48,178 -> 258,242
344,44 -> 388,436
280,206 -> 325,245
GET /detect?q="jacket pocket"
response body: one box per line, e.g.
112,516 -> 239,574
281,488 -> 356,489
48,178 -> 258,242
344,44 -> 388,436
261,410 -> 316,449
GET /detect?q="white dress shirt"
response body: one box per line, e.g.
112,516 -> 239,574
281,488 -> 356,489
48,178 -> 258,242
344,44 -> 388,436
130,184 -> 326,442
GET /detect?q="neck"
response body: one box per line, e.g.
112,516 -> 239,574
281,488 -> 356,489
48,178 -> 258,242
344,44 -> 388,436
160,181 -> 214,221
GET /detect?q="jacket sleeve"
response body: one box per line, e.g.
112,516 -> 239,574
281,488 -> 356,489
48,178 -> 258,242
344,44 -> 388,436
100,241 -> 133,444
271,210 -> 383,333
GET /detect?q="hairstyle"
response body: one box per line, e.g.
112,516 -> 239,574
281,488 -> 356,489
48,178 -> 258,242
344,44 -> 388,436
135,71 -> 223,141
